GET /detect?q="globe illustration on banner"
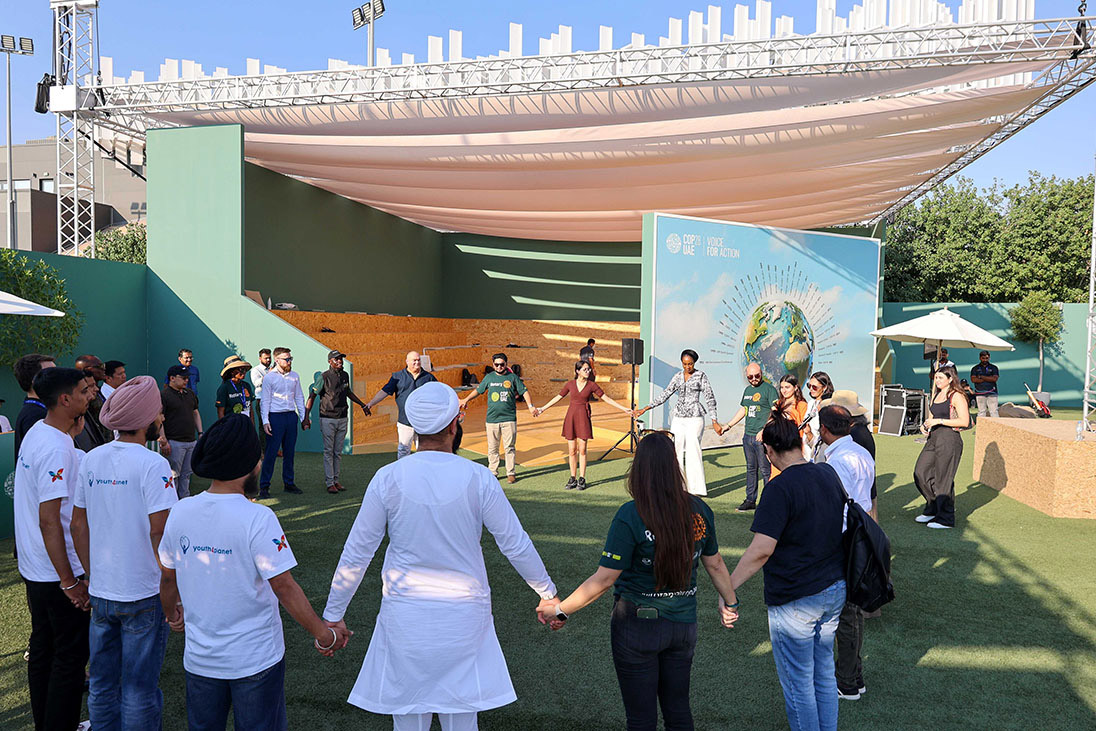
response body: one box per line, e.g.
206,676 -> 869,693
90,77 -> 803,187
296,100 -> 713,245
742,301 -> 815,384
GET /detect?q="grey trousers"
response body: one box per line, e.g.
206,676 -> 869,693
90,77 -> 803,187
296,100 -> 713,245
320,417 -> 348,487
167,440 -> 197,499
976,394 -> 999,418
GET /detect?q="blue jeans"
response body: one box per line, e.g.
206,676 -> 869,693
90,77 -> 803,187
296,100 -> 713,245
88,594 -> 170,731
767,580 -> 846,731
261,411 -> 299,489
185,657 -> 287,731
742,436 -> 771,503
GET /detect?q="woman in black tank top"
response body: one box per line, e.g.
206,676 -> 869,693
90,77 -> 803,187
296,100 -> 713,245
913,366 -> 970,528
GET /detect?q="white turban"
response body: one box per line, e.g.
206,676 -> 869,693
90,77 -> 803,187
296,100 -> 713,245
405,382 -> 460,435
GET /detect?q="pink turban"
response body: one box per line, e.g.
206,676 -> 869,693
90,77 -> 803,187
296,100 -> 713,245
100,375 -> 162,431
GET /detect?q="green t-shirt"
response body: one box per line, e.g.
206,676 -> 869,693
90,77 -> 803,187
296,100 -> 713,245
598,498 -> 719,623
476,371 -> 528,424
215,379 -> 253,416
742,381 -> 780,436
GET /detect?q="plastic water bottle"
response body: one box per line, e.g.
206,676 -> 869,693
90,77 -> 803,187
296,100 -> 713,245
1079,420 -> 1087,442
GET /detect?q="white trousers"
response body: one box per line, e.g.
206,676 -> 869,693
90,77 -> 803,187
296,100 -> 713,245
396,422 -> 418,459
393,712 -> 478,731
671,416 -> 707,496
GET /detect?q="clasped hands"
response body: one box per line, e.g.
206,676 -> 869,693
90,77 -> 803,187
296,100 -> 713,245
535,596 -> 566,631
315,620 -> 354,657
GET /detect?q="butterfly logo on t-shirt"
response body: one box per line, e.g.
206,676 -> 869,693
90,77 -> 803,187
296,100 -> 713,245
49,468 -> 64,482
162,475 -> 174,490
272,535 -> 288,552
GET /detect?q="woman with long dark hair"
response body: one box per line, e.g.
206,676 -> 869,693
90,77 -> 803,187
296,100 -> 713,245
804,371 -> 834,461
728,413 -> 847,731
913,365 -> 970,528
538,433 -> 738,730
767,374 -> 808,477
633,349 -> 722,496
536,360 -> 632,490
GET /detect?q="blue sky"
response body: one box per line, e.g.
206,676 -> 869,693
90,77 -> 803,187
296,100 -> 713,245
3,0 -> 1093,189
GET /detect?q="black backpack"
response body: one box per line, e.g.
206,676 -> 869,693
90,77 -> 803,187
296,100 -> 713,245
823,464 -> 895,612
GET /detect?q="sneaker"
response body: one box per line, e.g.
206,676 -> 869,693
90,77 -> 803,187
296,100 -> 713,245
837,685 -> 861,701
577,477 -> 588,491
77,722 -> 92,731
258,489 -> 270,499
507,475 -> 516,484
327,485 -> 339,494
857,679 -> 867,694
927,521 -> 953,529
915,514 -> 935,523
334,482 -> 346,492
565,477 -> 578,490
736,500 -> 757,512
24,647 -> 29,662
283,484 -> 303,495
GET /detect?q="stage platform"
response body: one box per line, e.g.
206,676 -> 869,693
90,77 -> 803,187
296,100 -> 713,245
352,399 -> 635,466
973,418 -> 1096,519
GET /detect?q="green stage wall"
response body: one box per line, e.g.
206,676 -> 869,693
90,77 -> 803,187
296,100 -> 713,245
147,124 -> 336,453
0,252 -> 148,419
880,302 -> 1088,407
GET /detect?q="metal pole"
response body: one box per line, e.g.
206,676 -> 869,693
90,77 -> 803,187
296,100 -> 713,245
367,21 -> 375,67
1082,149 -> 1096,434
5,52 -> 13,250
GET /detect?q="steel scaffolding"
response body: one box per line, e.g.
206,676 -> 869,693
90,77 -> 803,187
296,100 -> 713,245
51,0 -> 98,257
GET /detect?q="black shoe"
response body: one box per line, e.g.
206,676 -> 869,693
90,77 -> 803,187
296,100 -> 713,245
856,677 -> 866,694
736,500 -> 757,512
577,477 -> 588,491
565,477 -> 578,490
283,484 -> 303,495
258,489 -> 270,499
837,685 -> 861,701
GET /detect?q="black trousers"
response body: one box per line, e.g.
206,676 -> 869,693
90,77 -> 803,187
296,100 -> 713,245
913,427 -> 963,527
834,602 -> 864,688
25,578 -> 90,731
610,598 -> 697,731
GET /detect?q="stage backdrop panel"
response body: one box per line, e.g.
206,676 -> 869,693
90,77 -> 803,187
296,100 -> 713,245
640,213 -> 880,448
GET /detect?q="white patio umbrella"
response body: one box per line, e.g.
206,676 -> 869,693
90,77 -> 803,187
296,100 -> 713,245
871,307 -> 1013,351
0,289 -> 65,317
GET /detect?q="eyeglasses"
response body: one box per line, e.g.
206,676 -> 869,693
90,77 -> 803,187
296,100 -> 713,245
278,356 -> 293,362
493,362 -> 506,367
808,384 -> 821,391
747,374 -> 762,381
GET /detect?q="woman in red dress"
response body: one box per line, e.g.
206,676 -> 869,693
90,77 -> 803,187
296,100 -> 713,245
536,360 -> 632,490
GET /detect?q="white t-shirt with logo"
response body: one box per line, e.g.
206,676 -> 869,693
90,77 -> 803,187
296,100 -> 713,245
15,420 -> 85,582
74,441 -> 178,601
158,491 -> 297,679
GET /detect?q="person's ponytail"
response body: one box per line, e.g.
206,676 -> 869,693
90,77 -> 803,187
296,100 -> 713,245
627,433 -> 694,591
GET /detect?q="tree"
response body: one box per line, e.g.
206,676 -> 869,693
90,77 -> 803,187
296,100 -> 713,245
883,173 -> 1093,303
0,250 -> 84,368
90,223 -> 147,264
1008,292 -> 1063,392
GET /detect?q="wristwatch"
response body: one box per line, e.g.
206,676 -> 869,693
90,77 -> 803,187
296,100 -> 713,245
554,606 -> 568,621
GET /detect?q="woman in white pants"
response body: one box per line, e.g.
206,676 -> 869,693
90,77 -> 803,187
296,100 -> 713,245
634,349 -> 722,496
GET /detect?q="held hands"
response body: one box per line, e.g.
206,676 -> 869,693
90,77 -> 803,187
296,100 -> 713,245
536,596 -> 566,630
264,423 -> 273,436
718,597 -> 739,628
166,603 -> 185,632
302,418 -> 312,431
361,404 -> 372,416
62,579 -> 90,611
315,620 -> 354,657
711,420 -> 724,437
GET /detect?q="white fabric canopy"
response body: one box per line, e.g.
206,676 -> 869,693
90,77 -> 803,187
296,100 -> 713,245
0,290 -> 65,317
871,308 -> 1014,351
141,60 -> 1060,240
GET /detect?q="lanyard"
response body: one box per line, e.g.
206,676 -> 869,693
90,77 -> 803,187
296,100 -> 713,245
24,398 -> 46,409
229,381 -> 247,400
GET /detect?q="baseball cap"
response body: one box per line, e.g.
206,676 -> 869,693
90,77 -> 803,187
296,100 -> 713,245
167,364 -> 190,380
327,349 -> 347,360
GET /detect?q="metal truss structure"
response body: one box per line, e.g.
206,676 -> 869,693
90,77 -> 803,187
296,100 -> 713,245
89,17 -> 1092,136
51,0 -> 98,257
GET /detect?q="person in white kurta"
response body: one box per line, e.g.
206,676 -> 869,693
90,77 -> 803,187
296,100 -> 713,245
323,382 -> 559,731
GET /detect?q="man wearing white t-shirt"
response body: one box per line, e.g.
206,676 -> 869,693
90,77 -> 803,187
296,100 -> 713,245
818,404 -> 876,703
71,375 -> 178,730
158,414 -> 348,730
14,367 -> 95,731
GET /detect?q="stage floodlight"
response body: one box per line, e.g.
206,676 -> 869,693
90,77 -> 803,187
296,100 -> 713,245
0,35 -> 16,52
20,37 -> 33,55
371,0 -> 385,20
351,6 -> 366,29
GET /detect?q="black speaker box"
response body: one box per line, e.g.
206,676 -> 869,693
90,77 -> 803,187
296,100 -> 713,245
621,338 -> 644,365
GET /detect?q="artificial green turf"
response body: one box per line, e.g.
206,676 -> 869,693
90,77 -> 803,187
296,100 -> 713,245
2,416 -> 1095,729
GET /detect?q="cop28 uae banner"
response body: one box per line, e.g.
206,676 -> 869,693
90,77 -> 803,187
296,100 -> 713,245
639,213 -> 881,448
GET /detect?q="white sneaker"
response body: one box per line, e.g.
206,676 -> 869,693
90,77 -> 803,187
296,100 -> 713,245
927,521 -> 952,529
915,514 -> 935,523
77,722 -> 92,731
